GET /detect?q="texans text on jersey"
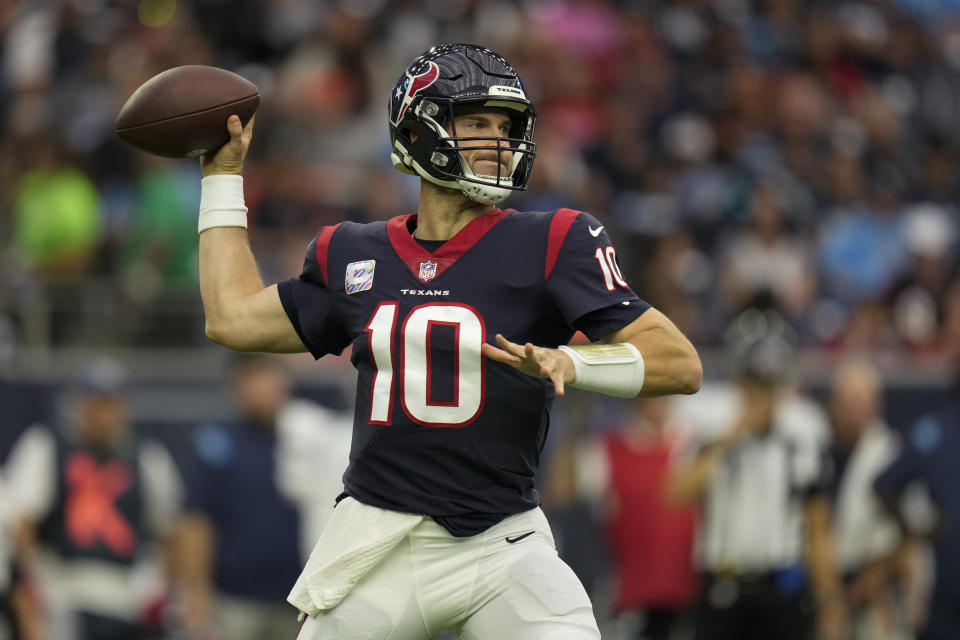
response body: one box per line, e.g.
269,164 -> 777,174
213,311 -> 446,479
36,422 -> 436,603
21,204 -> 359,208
400,289 -> 451,296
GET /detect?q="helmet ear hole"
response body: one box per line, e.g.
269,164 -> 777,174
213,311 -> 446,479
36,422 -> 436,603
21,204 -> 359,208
508,112 -> 528,140
403,119 -> 440,155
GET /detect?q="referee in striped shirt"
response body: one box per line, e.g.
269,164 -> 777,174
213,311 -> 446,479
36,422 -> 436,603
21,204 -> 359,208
669,309 -> 848,640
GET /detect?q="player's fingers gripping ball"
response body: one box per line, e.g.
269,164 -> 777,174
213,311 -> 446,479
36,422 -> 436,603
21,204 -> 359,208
201,114 -> 255,176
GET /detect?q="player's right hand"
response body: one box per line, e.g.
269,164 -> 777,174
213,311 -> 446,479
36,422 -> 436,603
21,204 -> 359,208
201,114 -> 254,177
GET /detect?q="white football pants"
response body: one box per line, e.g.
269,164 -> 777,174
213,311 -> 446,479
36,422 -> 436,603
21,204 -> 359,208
295,505 -> 600,640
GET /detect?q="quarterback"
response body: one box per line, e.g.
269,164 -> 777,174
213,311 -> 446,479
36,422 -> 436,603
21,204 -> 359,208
196,44 -> 701,639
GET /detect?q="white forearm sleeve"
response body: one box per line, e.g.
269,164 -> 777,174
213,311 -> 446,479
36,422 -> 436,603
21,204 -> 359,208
198,174 -> 247,233
558,343 -> 645,398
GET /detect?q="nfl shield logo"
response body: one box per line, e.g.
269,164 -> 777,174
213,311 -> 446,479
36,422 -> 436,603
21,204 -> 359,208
418,260 -> 437,282
345,260 -> 376,294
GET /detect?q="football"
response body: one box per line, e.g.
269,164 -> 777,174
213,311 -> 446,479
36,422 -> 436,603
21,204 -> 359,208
115,65 -> 259,158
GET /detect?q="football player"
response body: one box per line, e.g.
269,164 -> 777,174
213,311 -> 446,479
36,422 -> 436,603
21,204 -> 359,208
195,43 -> 701,639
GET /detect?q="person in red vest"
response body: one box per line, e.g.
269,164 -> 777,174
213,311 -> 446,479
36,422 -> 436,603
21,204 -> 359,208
3,359 -> 182,640
575,395 -> 698,639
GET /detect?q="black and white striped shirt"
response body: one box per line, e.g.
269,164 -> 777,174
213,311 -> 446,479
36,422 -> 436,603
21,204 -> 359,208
674,384 -> 831,573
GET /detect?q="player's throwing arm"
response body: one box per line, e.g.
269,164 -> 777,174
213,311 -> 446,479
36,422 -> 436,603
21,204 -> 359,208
112,65 -> 299,352
196,116 -> 309,354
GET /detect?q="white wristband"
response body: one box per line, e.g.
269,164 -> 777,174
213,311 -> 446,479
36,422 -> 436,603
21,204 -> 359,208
198,174 -> 248,233
558,343 -> 645,398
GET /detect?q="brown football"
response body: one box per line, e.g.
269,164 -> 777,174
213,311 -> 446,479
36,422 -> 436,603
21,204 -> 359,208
115,65 -> 259,158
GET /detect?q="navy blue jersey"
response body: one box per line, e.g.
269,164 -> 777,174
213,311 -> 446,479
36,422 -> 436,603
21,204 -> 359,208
185,422 -> 303,600
875,403 -> 960,617
278,208 -> 649,536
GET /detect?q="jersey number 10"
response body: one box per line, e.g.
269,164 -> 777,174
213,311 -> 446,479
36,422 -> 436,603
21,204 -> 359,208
365,302 -> 485,427
594,246 -> 628,291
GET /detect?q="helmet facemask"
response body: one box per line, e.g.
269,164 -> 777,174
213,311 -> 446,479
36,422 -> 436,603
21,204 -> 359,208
393,97 -> 536,205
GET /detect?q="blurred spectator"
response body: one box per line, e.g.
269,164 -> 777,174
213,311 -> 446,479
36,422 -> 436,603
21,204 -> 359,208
0,475 -> 16,640
718,182 -> 816,322
888,204 -> 958,355
2,358 -> 183,640
874,370 -> 960,640
828,357 -> 914,640
0,473 -> 40,640
818,192 -> 909,306
121,161 -> 202,298
940,280 -> 960,359
669,309 -> 847,640
575,396 -> 698,640
174,355 -> 351,640
11,139 -> 101,280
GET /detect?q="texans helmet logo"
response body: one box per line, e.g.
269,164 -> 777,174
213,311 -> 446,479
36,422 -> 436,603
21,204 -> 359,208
394,61 -> 440,124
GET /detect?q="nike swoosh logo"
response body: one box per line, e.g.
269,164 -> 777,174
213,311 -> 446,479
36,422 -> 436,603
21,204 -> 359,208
505,531 -> 535,544
588,225 -> 604,237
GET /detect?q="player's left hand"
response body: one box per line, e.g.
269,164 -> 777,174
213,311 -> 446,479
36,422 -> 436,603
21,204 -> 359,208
482,334 -> 575,395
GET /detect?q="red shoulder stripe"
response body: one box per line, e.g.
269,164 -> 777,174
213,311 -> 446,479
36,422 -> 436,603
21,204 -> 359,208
545,209 -> 580,279
315,223 -> 341,286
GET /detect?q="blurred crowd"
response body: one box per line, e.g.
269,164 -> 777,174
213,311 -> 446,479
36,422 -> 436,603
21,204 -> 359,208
0,0 -> 959,364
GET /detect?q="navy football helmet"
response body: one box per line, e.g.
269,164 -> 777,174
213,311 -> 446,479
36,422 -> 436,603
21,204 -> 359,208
389,44 -> 537,205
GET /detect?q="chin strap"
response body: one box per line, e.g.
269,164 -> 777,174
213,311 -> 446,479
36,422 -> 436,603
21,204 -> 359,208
397,146 -> 512,205
457,156 -> 513,204
457,178 -> 510,205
